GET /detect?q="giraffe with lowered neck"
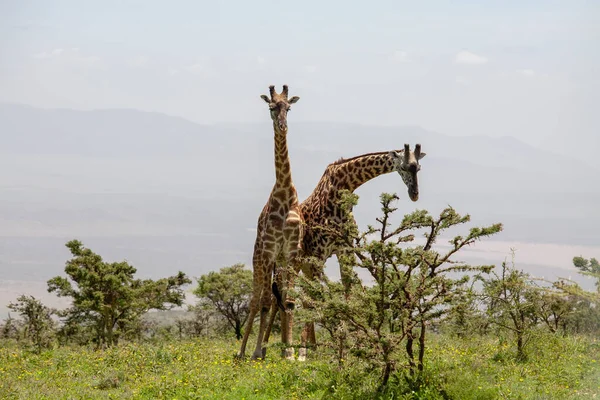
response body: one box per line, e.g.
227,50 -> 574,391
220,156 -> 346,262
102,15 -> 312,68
264,144 -> 426,360
237,85 -> 303,360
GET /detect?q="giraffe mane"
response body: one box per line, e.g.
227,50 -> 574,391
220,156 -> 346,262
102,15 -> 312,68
330,150 -> 404,166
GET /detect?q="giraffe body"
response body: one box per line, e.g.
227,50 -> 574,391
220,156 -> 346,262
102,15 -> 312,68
237,85 -> 302,361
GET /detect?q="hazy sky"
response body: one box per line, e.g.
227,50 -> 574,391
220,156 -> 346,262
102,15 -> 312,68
1,1 -> 598,164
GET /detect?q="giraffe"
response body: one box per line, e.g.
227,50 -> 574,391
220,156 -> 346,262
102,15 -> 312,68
263,144 -> 426,360
237,85 -> 303,361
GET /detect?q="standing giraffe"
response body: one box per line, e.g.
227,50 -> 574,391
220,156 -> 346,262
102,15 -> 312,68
264,144 -> 426,360
237,85 -> 303,360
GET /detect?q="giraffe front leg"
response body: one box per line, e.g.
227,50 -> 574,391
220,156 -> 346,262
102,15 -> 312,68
262,263 -> 284,358
279,262 -> 296,360
280,216 -> 303,361
261,299 -> 279,358
298,322 -> 316,362
251,277 -> 273,360
238,270 -> 263,359
273,260 -> 293,358
238,298 -> 257,359
298,264 -> 319,362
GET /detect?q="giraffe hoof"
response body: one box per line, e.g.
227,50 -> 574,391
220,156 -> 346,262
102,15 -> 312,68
284,348 -> 295,361
298,348 -> 307,362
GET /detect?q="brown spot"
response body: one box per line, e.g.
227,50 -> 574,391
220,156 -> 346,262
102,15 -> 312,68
271,196 -> 282,206
283,174 -> 292,187
273,191 -> 287,203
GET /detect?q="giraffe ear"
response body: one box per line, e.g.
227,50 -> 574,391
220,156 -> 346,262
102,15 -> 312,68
388,151 -> 400,161
260,95 -> 271,104
417,152 -> 426,160
288,96 -> 300,104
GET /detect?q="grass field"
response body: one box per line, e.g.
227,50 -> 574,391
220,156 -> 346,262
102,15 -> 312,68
1,333 -> 599,399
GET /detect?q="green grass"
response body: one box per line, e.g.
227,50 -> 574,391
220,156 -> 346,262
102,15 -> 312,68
1,333 -> 599,399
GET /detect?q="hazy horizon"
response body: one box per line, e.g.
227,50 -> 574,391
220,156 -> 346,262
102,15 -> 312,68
2,101 -> 600,172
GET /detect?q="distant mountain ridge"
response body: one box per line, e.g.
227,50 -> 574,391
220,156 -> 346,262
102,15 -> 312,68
0,103 -> 593,168
1,103 -> 597,192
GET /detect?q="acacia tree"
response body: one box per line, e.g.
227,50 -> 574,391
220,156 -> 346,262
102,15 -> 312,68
194,263 -> 252,340
479,254 -> 539,361
299,192 -> 502,388
174,302 -> 215,339
0,314 -> 19,340
573,256 -> 600,293
553,256 -> 600,335
47,240 -> 191,347
7,295 -> 56,353
531,282 -> 579,335
443,283 -> 490,337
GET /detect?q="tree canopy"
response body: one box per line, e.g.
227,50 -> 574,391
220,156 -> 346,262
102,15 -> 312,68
47,239 -> 191,347
194,263 -> 252,340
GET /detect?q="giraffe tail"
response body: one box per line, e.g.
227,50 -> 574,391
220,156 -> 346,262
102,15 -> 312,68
272,282 -> 285,312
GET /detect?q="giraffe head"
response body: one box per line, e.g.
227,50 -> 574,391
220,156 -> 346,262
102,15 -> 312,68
389,144 -> 426,202
260,85 -> 300,133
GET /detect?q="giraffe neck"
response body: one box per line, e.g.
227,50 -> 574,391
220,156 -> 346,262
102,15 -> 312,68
273,125 -> 294,191
329,151 -> 397,193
